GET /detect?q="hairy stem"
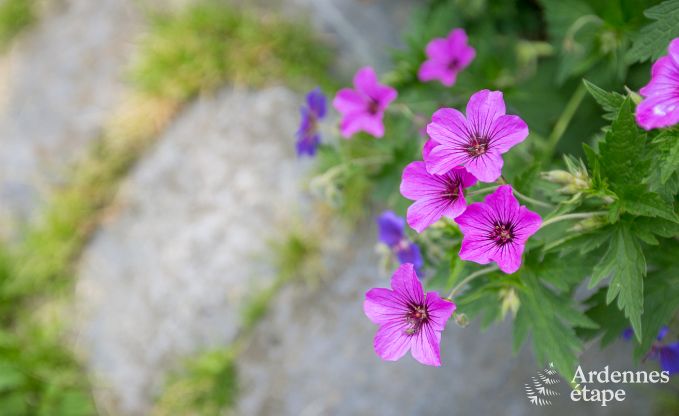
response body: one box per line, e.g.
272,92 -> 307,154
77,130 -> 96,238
539,211 -> 608,229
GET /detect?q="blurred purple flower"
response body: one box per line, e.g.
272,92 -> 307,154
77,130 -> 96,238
296,88 -> 327,156
332,67 -> 397,138
425,90 -> 528,182
454,185 -> 541,274
624,326 -> 679,375
636,37 -> 679,130
400,162 -> 477,232
377,211 -> 423,273
364,263 -> 456,366
418,28 -> 475,87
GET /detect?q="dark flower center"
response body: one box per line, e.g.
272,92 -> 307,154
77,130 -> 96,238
467,134 -> 489,157
367,99 -> 380,115
442,176 -> 461,200
404,304 -> 429,336
490,222 -> 514,246
447,58 -> 460,71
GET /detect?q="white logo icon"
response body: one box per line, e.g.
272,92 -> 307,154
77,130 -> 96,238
525,363 -> 561,406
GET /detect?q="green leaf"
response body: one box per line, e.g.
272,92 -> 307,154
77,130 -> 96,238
627,0 -> 679,63
621,192 -> 679,223
590,224 -> 645,340
598,98 -> 648,190
658,132 -> 679,184
582,79 -> 625,121
580,288 -> 629,347
514,272 -> 594,380
635,269 -> 679,360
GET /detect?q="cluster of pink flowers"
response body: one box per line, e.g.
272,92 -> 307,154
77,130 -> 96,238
327,31 -> 679,367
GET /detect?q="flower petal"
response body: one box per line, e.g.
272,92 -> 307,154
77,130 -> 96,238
377,211 -> 405,246
396,242 -> 424,273
373,319 -> 412,361
466,90 -> 506,138
332,88 -> 366,114
400,161 -> 445,200
425,292 -> 456,331
406,197 -> 451,232
483,185 -> 520,222
464,151 -> 504,182
513,206 -> 542,243
490,241 -> 523,274
427,108 -> 470,147
410,324 -> 442,366
306,87 -> 327,118
418,60 -> 456,86
425,144 -> 469,175
660,342 -> 679,375
364,288 -> 407,324
636,93 -> 679,130
489,114 -> 529,153
425,38 -> 452,60
390,263 -> 424,305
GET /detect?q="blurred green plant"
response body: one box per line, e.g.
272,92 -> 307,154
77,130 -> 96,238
129,0 -> 334,100
0,1 -> 334,414
0,0 -> 36,50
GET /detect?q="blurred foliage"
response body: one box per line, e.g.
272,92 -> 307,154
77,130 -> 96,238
0,0 -> 36,50
129,0 -> 334,100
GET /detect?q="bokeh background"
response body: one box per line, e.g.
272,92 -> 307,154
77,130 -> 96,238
0,0 -> 676,415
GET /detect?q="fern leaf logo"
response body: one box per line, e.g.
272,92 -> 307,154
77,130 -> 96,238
524,362 -> 562,406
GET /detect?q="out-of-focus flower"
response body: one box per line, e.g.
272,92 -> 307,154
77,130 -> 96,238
377,211 -> 423,273
623,326 -> 679,375
454,185 -> 541,274
332,67 -> 397,138
364,263 -> 456,366
296,88 -> 327,156
418,28 -> 475,87
400,162 -> 477,232
425,90 -> 528,182
636,37 -> 679,130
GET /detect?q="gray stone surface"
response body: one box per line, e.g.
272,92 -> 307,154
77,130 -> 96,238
0,0 -> 142,239
286,0 -> 416,75
75,87 -> 306,414
236,224 -> 653,416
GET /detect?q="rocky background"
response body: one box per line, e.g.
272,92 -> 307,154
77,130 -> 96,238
0,0 -> 661,414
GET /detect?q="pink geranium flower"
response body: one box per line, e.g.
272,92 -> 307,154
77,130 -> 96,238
454,185 -> 541,274
636,37 -> 679,130
418,28 -> 476,87
400,162 -> 477,232
332,67 -> 397,138
425,90 -> 528,182
364,263 -> 456,366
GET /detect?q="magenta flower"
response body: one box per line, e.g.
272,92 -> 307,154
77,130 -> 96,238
454,185 -> 541,274
418,28 -> 475,87
332,67 -> 397,138
377,211 -> 423,274
636,38 -> 679,130
400,162 -> 477,232
624,326 -> 679,375
296,88 -> 327,156
425,90 -> 528,182
364,263 -> 456,366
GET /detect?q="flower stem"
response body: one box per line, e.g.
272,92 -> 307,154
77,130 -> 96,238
539,211 -> 608,229
543,83 -> 587,162
446,265 -> 499,300
513,189 -> 553,209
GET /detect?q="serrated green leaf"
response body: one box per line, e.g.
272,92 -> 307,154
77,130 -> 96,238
580,288 -> 629,347
627,0 -> 679,63
583,79 -> 625,121
659,133 -> 679,184
634,217 -> 679,238
514,273 -> 591,380
591,225 -> 645,340
598,98 -> 648,189
622,192 -> 679,223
